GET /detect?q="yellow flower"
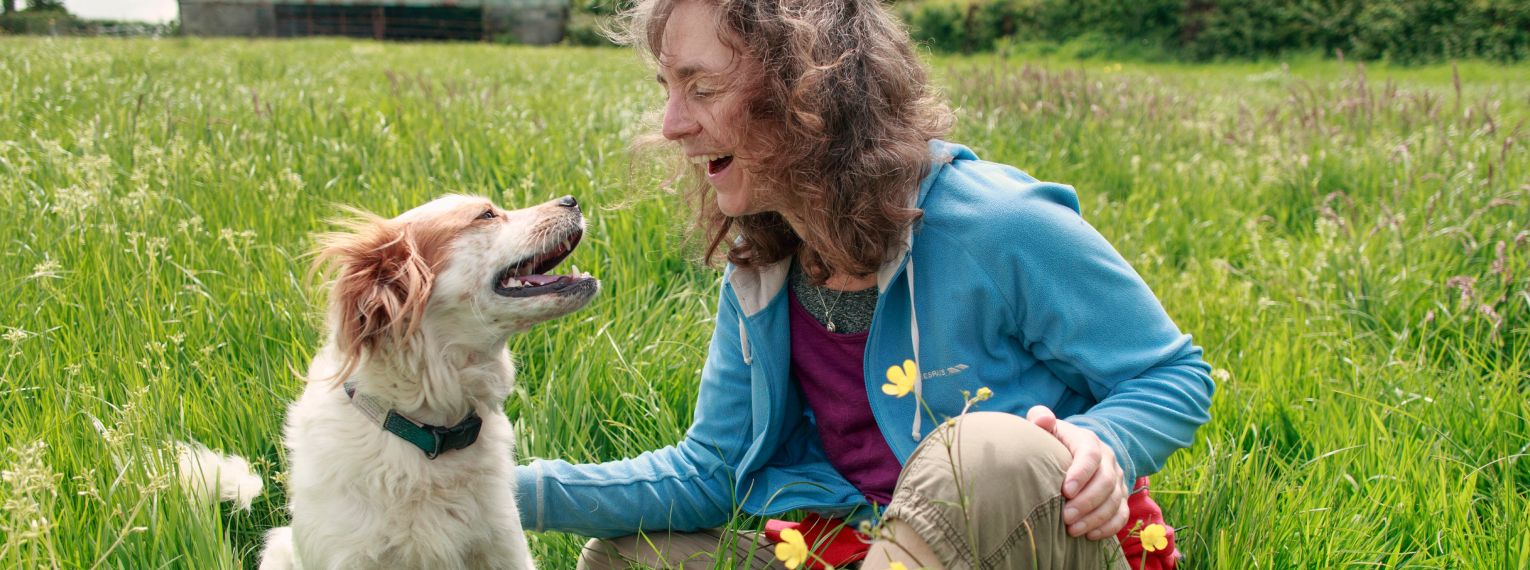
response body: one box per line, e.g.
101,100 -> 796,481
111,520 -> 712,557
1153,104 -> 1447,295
975,386 -> 993,401
774,528 -> 809,569
882,359 -> 918,397
1139,523 -> 1168,553
889,563 -> 909,570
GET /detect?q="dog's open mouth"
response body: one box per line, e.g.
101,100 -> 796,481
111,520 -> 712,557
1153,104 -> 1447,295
492,228 -> 594,298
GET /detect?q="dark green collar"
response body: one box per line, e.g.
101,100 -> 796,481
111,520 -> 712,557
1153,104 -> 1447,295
343,382 -> 482,460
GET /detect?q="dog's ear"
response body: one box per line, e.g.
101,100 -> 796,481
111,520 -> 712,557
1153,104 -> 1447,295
314,212 -> 435,381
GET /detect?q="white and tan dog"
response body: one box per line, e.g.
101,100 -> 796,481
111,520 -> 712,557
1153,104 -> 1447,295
257,194 -> 598,570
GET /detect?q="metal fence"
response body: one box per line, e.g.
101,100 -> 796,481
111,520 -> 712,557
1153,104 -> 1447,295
272,4 -> 483,40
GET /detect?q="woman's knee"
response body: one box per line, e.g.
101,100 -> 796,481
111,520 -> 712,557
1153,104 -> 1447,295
943,411 -> 1071,482
576,537 -> 623,570
891,411 -> 1075,524
885,412 -> 1125,569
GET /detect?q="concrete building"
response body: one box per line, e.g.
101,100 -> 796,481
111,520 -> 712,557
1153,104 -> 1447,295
178,0 -> 566,44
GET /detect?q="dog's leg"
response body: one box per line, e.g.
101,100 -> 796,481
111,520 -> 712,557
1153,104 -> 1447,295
472,527 -> 536,569
475,511 -> 536,570
258,526 -> 299,570
507,538 -> 536,570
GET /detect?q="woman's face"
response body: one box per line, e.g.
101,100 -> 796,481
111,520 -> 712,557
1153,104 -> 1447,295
658,0 -> 765,217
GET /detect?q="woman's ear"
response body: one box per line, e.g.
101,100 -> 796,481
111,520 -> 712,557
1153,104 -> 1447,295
315,214 -> 435,379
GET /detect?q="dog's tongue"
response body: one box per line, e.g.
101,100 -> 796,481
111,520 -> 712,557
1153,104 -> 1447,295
520,274 -> 564,286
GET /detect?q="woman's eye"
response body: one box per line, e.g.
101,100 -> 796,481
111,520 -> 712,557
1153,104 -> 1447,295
477,209 -> 496,220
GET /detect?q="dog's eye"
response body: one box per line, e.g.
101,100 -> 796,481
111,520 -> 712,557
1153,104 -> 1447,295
477,209 -> 496,220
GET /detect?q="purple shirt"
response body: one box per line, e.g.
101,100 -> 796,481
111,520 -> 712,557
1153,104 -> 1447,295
788,289 -> 902,505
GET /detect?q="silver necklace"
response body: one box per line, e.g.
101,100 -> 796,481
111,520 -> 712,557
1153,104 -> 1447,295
813,284 -> 846,332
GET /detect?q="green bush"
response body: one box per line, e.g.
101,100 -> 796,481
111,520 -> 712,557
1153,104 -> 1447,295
898,0 -> 1530,62
0,10 -> 82,35
901,1 -> 966,52
578,0 -> 633,17
563,0 -> 627,47
562,11 -> 617,47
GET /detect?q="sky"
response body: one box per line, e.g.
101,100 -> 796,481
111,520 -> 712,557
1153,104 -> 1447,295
56,0 -> 178,23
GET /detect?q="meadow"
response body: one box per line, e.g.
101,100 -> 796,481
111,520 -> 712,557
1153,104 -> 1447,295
0,36 -> 1526,568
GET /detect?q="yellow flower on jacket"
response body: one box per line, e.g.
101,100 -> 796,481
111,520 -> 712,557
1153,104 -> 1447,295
889,563 -> 909,570
774,528 -> 809,569
882,359 -> 918,397
1140,523 -> 1169,553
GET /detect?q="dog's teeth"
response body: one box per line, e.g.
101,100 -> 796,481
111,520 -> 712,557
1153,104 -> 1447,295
570,264 -> 579,276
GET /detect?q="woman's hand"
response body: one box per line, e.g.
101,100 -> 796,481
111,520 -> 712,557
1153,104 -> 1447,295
1026,406 -> 1130,540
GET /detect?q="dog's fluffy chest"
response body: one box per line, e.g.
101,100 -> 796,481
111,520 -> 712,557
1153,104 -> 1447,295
281,372 -> 523,568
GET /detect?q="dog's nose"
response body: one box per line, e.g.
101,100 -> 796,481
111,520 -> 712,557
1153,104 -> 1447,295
558,195 -> 579,210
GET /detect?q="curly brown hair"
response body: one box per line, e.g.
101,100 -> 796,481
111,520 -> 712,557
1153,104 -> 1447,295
613,0 -> 952,283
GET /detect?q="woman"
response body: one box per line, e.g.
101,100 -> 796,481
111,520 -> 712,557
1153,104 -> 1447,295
513,0 -> 1214,567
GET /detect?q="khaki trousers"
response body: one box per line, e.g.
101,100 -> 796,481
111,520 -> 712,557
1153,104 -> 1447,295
578,412 -> 1129,570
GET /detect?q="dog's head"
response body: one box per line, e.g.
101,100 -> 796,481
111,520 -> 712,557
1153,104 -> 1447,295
315,194 -> 599,378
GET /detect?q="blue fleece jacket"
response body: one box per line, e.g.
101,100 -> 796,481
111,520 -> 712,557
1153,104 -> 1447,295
514,140 -> 1214,537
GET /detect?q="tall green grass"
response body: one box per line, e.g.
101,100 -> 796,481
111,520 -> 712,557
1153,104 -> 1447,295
0,37 -> 1525,568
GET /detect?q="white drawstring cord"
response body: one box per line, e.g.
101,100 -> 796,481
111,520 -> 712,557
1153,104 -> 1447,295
738,316 -> 752,365
907,258 -> 924,440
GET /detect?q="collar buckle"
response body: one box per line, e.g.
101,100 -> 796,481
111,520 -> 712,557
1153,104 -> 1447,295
423,412 -> 483,460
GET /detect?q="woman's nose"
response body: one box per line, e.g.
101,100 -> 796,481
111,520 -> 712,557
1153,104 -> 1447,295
661,96 -> 698,140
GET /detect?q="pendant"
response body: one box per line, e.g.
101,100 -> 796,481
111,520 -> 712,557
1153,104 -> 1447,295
827,321 -> 837,333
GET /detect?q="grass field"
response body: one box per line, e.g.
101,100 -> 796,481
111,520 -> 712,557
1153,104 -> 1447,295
1,36 -> 1526,568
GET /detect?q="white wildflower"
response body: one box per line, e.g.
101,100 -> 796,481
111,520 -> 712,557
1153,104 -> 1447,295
73,469 -> 101,502
1,441 -> 62,549
29,260 -> 62,280
145,236 -> 170,257
3,328 -> 31,344
280,168 -> 305,189
176,216 -> 205,235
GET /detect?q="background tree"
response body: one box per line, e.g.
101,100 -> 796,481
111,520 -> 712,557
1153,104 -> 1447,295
26,0 -> 66,11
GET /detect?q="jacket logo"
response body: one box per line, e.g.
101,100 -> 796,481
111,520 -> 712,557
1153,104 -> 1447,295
920,363 -> 969,380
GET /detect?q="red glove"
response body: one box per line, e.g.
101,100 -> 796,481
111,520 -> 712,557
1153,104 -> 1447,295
763,513 -> 872,570
1115,477 -> 1182,570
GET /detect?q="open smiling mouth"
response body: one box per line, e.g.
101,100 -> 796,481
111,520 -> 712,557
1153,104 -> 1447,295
492,228 -> 595,298
693,153 -> 734,176
707,155 -> 733,175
